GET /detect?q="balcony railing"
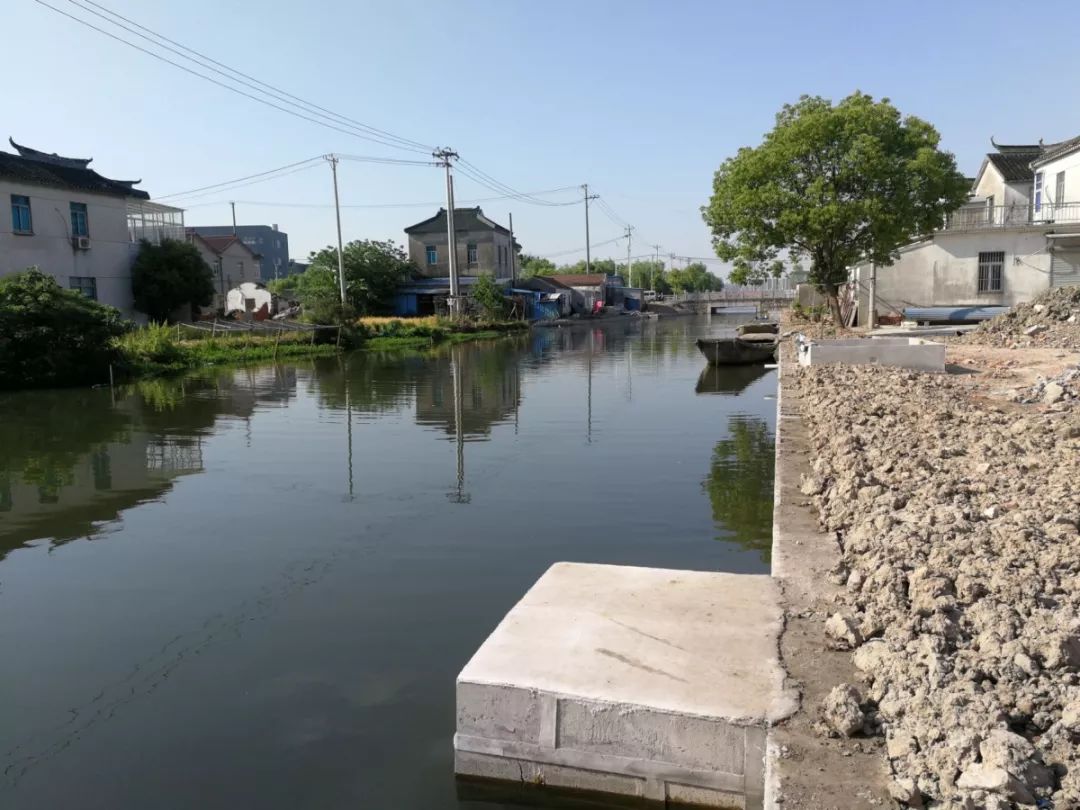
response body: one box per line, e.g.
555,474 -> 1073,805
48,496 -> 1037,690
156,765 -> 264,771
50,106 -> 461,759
944,201 -> 1080,230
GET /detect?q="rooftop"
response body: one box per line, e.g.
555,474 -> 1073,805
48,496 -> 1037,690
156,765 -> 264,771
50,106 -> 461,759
1033,134 -> 1080,167
186,230 -> 261,258
405,206 -> 512,236
0,137 -> 150,200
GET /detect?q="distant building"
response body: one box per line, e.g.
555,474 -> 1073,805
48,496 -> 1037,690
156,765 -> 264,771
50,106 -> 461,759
548,273 -> 622,313
186,230 -> 262,314
0,138 -> 183,317
189,224 -> 290,281
854,135 -> 1080,324
404,207 -> 519,279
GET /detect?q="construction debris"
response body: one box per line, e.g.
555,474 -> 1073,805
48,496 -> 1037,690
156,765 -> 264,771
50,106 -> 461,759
962,286 -> 1080,350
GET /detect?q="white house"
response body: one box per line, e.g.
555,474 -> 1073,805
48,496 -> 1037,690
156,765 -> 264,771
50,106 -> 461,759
855,135 -> 1080,324
225,281 -> 275,318
0,138 -> 184,317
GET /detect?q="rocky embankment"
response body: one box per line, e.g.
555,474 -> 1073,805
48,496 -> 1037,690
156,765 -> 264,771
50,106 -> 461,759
962,286 -> 1080,351
793,363 -> 1080,809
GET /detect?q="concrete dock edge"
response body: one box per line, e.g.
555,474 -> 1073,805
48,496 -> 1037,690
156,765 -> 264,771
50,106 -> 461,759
764,345 -> 891,809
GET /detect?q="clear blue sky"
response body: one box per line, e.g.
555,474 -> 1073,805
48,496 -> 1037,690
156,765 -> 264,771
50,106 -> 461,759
7,0 -> 1080,273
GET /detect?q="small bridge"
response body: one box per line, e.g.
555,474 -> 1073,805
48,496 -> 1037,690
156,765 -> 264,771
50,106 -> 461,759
663,290 -> 796,314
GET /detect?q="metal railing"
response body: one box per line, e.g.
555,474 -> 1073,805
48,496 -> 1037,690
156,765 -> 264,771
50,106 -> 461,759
944,201 -> 1080,230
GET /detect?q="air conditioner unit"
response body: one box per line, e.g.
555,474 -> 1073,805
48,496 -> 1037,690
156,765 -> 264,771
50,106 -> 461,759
73,236 -> 91,250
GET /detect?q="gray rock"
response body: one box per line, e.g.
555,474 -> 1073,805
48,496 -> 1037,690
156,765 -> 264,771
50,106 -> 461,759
822,683 -> 865,737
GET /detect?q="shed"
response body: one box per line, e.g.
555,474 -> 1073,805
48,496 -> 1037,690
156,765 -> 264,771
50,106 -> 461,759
226,282 -> 275,318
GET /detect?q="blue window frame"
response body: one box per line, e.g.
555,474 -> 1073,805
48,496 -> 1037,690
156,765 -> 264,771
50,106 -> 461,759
426,245 -> 437,265
69,276 -> 97,300
70,202 -> 89,237
11,195 -> 32,233
1034,171 -> 1043,214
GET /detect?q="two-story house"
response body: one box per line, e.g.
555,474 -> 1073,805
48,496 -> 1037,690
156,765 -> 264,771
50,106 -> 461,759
186,230 -> 263,313
1,138 -> 184,317
189,223 -> 290,281
404,207 -> 519,280
854,135 -> 1080,324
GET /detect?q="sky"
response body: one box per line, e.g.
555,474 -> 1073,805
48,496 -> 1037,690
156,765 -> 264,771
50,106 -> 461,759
6,0 -> 1080,275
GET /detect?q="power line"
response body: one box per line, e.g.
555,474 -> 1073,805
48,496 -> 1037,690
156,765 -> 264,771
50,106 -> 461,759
456,158 -> 578,207
157,157 -> 325,200
178,185 -> 589,210
75,0 -> 434,154
163,163 -> 328,202
34,0 -> 435,154
541,234 -> 625,259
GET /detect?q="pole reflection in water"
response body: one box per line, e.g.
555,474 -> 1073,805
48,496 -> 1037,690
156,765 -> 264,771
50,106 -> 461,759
448,343 -> 469,504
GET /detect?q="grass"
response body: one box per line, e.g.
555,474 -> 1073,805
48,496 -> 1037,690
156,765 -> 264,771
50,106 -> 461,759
354,316 -> 527,351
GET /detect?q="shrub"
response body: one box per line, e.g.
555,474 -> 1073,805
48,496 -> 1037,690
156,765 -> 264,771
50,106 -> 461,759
0,269 -> 129,389
132,239 -> 215,322
113,323 -> 191,372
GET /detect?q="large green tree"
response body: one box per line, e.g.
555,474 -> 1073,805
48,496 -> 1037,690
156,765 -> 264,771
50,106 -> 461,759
0,269 -> 129,389
300,239 -> 415,319
519,254 -> 557,277
132,239 -> 215,322
669,262 -> 724,293
702,92 -> 969,319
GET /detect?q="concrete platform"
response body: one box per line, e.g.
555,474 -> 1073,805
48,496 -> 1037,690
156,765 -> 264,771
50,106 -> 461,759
797,336 -> 946,371
454,562 -> 796,809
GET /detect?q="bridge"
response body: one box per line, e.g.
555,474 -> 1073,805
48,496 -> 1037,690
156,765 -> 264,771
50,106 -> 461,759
660,289 -> 796,314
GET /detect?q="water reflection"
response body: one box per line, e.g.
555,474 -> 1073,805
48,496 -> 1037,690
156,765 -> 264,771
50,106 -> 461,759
702,415 -> 775,560
695,364 -> 770,396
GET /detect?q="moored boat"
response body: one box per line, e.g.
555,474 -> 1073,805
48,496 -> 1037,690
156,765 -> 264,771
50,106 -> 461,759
737,322 -> 779,335
696,334 -> 778,365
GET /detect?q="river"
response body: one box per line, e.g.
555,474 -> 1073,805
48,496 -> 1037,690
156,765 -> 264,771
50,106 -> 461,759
0,316 -> 776,809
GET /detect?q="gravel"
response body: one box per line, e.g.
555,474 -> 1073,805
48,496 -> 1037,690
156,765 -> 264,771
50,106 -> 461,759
793,362 -> 1080,809
962,287 -> 1080,351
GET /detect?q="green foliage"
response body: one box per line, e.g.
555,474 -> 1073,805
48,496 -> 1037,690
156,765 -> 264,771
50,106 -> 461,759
668,262 -> 724,293
702,92 -> 969,301
300,239 -> 414,318
727,260 -> 781,287
471,274 -> 509,319
519,254 -> 557,277
112,322 -> 192,373
0,268 -> 129,389
557,258 -> 620,276
702,416 -> 775,560
131,239 -> 215,322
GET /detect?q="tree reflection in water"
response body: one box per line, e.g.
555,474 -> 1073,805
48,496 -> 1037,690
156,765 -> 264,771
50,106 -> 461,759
702,415 -> 775,561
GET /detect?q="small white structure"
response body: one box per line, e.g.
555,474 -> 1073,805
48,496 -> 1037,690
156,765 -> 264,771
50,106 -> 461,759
798,337 -> 946,372
455,562 -> 795,809
225,281 -> 274,317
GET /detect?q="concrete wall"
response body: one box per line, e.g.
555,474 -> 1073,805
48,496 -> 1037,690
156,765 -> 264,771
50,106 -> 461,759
0,179 -> 137,314
972,167 -> 1030,210
856,229 -> 1051,324
408,230 -> 514,278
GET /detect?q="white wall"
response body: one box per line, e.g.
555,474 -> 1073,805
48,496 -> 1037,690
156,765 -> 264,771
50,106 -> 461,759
856,229 -> 1051,323
226,282 -> 273,315
973,166 -> 1030,210
1035,147 -> 1080,214
0,179 -> 137,314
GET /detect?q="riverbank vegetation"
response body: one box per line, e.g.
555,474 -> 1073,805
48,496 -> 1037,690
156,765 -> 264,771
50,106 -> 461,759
518,255 -> 724,294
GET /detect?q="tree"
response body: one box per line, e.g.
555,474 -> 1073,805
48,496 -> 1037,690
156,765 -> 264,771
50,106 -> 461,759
471,274 -> 508,320
702,92 -> 969,320
519,254 -> 557,277
0,269 -> 129,389
300,239 -> 415,319
727,259 -> 782,287
670,262 -> 723,293
132,239 -> 215,322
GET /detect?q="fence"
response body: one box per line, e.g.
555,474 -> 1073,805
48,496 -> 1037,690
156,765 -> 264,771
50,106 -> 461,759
944,201 -> 1080,231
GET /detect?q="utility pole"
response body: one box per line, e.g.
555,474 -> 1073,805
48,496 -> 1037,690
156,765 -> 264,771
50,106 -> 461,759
230,201 -> 237,236
868,263 -> 877,330
582,184 -> 598,274
508,212 -> 516,283
327,154 -> 347,305
434,148 -> 461,316
624,225 -> 634,287
650,244 -> 662,292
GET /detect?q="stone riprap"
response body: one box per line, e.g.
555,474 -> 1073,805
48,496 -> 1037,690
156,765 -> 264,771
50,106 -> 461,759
794,363 -> 1080,809
962,286 -> 1080,351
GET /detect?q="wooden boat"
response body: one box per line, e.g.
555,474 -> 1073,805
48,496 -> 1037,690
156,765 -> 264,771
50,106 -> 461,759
737,322 -> 779,336
696,334 -> 778,365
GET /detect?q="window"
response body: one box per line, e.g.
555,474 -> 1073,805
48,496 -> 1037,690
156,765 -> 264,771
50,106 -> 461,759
1034,171 -> 1043,213
1056,171 -> 1066,208
977,251 -> 1004,293
467,243 -> 478,267
985,195 -> 994,223
10,195 -> 32,233
69,276 -> 97,300
70,202 -> 89,237
426,245 -> 437,265
498,245 -> 504,267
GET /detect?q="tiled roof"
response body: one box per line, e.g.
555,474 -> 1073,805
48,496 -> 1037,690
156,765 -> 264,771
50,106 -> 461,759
405,207 -> 511,236
1032,134 -> 1080,167
187,231 -> 260,258
0,139 -> 150,199
986,151 -> 1040,183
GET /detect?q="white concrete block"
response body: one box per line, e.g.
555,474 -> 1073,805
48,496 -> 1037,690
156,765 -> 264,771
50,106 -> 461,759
454,562 -> 796,809
797,337 -> 946,372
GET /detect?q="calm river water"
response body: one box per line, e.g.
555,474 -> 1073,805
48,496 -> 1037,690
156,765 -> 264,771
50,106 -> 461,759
0,316 -> 776,810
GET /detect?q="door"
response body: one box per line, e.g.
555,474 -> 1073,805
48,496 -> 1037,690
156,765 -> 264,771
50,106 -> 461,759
1050,248 -> 1080,289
